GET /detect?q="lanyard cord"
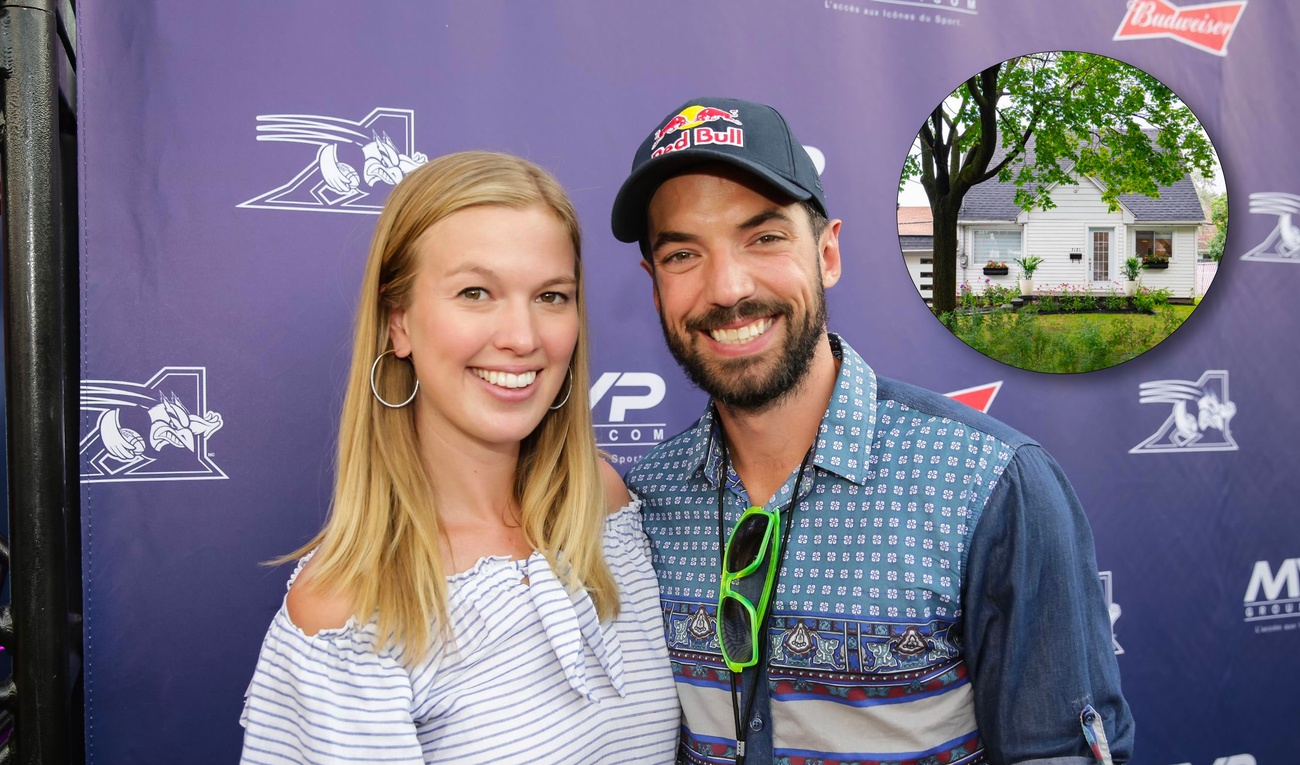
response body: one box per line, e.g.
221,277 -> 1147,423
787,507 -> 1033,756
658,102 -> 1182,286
715,429 -> 814,764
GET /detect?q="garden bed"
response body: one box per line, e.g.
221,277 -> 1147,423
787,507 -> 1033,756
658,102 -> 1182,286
1016,296 -> 1154,315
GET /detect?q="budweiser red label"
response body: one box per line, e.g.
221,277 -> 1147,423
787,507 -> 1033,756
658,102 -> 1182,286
1114,0 -> 1247,56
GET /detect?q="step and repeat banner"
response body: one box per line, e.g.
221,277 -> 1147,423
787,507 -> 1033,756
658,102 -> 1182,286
77,2 -> 1296,763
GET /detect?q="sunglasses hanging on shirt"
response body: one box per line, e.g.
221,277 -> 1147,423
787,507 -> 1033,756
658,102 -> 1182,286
714,429 -> 814,765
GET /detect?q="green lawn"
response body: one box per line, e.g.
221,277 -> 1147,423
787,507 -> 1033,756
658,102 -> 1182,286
941,305 -> 1195,373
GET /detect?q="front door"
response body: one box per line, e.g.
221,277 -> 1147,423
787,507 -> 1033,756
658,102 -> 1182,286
1089,228 -> 1112,289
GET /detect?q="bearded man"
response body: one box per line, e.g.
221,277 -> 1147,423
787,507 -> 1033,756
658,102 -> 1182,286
611,97 -> 1133,765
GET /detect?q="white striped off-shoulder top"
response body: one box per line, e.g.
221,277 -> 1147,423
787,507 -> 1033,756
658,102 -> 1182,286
239,502 -> 679,764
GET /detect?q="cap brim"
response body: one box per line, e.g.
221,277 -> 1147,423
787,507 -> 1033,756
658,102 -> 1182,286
610,148 -> 815,244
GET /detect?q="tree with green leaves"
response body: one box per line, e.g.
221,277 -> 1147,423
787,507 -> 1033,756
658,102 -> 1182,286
900,52 -> 1217,315
1207,194 -> 1227,262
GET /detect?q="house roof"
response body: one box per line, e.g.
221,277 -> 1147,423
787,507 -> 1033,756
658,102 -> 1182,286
958,133 -> 1206,224
899,234 -> 933,251
897,205 -> 933,235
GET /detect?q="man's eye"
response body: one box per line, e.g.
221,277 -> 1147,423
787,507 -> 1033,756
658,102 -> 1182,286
661,250 -> 692,265
537,291 -> 571,304
755,234 -> 785,245
460,287 -> 487,300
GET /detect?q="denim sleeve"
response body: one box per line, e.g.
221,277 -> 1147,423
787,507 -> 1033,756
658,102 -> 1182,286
961,444 -> 1135,765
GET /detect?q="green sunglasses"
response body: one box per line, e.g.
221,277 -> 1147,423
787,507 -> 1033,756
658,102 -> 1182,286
717,505 -> 782,673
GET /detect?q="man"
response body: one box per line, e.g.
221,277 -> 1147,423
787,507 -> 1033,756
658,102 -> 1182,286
611,97 -> 1133,765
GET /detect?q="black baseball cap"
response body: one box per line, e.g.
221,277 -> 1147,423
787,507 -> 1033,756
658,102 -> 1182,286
610,97 -> 827,246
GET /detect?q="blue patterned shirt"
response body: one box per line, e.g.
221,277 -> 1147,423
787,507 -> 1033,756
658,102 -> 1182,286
626,334 -> 1132,765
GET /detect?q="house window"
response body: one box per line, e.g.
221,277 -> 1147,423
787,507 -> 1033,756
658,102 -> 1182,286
971,229 -> 1022,266
1135,230 -> 1173,259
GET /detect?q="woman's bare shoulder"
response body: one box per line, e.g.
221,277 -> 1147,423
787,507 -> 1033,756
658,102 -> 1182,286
598,458 -> 632,514
285,559 -> 354,636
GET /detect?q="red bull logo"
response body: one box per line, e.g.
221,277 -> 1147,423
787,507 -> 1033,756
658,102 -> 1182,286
1113,0 -> 1246,57
651,105 -> 744,148
651,127 -> 745,159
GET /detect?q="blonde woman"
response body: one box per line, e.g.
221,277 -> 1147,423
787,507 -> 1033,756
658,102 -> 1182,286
239,152 -> 678,764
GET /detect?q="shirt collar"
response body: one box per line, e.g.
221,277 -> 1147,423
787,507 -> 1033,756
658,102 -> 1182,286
683,332 -> 878,489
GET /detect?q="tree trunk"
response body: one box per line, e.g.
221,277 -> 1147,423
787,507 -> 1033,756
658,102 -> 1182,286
930,201 -> 961,316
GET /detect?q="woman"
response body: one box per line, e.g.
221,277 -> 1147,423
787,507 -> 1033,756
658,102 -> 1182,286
240,152 -> 678,764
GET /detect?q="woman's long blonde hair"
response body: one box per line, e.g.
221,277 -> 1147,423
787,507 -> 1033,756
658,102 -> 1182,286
285,151 -> 615,660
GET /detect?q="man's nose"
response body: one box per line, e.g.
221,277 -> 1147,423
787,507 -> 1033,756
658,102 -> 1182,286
703,250 -> 756,308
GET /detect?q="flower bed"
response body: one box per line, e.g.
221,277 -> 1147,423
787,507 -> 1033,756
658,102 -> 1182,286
1017,284 -> 1172,315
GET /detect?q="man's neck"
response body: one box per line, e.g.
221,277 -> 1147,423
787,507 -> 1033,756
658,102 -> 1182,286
715,333 -> 838,507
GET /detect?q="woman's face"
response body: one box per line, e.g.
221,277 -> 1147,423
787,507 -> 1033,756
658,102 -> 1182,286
389,204 -> 579,452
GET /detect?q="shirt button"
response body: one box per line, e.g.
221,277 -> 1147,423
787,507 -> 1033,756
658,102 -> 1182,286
1082,710 -> 1097,724
749,716 -> 764,732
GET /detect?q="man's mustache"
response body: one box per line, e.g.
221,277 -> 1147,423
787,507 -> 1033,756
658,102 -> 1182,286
683,300 -> 790,334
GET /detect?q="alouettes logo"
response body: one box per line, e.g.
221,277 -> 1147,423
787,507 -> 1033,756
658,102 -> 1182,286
1242,192 -> 1300,263
1099,571 -> 1124,655
1113,0 -> 1247,57
81,367 -> 226,483
1129,370 -> 1237,454
238,108 -> 427,215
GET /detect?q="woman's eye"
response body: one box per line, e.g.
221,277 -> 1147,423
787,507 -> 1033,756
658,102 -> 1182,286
460,287 -> 487,300
538,291 -> 571,304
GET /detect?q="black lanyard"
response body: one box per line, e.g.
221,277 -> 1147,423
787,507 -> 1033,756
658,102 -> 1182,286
715,428 -> 814,765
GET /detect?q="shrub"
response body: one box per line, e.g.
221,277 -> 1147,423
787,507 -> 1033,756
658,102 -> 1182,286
1014,255 -> 1044,279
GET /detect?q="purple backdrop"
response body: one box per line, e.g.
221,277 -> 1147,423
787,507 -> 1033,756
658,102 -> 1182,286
77,2 -> 1296,764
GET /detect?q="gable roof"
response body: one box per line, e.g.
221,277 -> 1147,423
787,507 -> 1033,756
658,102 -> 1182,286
897,205 -> 933,235
897,206 -> 933,251
958,133 -> 1205,223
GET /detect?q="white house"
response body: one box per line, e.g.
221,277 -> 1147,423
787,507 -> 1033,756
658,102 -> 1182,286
900,140 -> 1207,300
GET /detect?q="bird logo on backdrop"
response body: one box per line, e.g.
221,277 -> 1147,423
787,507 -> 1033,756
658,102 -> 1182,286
81,367 -> 226,483
1243,192 -> 1300,263
1099,571 -> 1123,655
238,108 -> 427,215
1129,370 -> 1237,454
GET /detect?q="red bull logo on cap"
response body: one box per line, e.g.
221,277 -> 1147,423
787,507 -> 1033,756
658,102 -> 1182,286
651,104 -> 744,149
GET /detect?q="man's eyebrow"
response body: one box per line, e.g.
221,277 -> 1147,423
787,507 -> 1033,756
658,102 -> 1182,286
650,230 -> 699,255
651,209 -> 796,254
737,209 -> 795,231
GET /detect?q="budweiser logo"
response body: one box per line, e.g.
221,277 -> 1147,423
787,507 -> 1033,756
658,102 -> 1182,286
1113,0 -> 1247,56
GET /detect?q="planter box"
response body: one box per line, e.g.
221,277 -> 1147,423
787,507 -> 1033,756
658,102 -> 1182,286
982,267 -> 1009,275
1143,261 -> 1169,270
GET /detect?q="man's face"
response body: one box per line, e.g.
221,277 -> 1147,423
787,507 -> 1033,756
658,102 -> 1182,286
643,167 -> 841,411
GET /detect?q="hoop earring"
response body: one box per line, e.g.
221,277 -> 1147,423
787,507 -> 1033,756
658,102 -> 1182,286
549,366 -> 574,410
370,349 -> 419,408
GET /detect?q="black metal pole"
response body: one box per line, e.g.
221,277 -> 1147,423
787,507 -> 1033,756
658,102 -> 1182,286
0,0 -> 71,763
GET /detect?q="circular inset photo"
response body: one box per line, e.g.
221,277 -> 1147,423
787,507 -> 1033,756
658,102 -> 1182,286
897,51 -> 1225,374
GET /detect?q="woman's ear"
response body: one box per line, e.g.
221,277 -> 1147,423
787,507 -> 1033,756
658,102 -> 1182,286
389,307 -> 412,358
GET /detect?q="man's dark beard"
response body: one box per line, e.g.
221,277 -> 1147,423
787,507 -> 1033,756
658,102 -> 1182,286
658,283 -> 827,412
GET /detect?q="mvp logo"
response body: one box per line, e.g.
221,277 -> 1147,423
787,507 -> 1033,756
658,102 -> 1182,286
590,372 -> 666,448
1243,559 -> 1300,623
